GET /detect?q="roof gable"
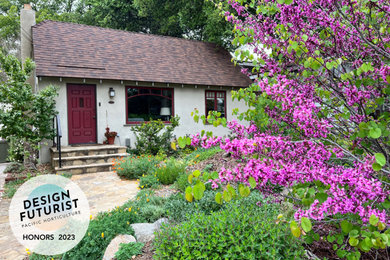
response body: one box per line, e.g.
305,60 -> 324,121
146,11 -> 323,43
32,21 -> 251,87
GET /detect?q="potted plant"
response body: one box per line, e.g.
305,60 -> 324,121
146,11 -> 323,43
104,127 -> 117,144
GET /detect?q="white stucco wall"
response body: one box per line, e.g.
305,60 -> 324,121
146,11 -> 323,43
38,77 -> 249,162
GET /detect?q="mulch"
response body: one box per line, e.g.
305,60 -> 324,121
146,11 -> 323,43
4,163 -> 54,183
186,151 -> 241,174
153,185 -> 178,198
133,241 -> 154,260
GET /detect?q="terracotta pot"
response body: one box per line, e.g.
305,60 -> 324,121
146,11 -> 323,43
107,136 -> 115,144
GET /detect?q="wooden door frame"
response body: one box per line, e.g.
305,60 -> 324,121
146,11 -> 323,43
67,83 -> 98,145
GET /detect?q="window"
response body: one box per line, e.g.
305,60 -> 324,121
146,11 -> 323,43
126,87 -> 174,123
205,90 -> 226,118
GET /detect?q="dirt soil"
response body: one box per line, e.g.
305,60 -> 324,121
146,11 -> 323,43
133,241 -> 154,260
4,163 -> 54,183
154,185 -> 178,198
186,152 -> 241,173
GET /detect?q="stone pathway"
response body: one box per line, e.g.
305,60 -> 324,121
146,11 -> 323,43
0,170 -> 138,260
71,172 -> 138,216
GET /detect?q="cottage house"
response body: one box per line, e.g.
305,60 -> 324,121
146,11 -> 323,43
20,5 -> 251,173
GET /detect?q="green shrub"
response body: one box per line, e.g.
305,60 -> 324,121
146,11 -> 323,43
4,161 -> 24,173
139,204 -> 165,222
156,158 -> 185,185
175,172 -> 190,192
31,203 -> 142,260
163,193 -> 197,222
3,178 -> 25,198
130,190 -> 167,222
114,155 -> 159,179
196,190 -> 225,213
63,209 -> 139,259
164,190 -> 225,222
115,242 -> 144,260
6,137 -> 24,162
132,117 -> 179,155
155,201 -> 305,260
139,174 -> 159,189
185,147 -> 222,163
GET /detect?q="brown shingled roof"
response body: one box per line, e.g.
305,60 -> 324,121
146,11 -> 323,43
32,20 -> 251,87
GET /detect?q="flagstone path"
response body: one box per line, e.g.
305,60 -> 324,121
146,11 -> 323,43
0,168 -> 138,260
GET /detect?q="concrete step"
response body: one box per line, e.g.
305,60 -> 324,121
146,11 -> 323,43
51,145 -> 127,158
52,153 -> 128,168
55,162 -> 113,175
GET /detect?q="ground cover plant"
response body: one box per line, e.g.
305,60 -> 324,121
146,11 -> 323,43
155,195 -> 305,259
30,205 -> 141,260
29,189 -> 166,259
184,0 -> 390,258
3,163 -> 68,198
115,242 -> 144,260
139,174 -> 160,189
184,146 -> 222,163
155,158 -> 186,185
28,147 -> 304,259
113,155 -> 159,179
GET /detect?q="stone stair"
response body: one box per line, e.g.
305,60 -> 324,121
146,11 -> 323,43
51,145 -> 128,175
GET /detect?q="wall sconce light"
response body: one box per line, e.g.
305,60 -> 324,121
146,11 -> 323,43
109,88 -> 115,98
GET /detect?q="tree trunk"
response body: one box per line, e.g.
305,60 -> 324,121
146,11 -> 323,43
23,140 -> 37,170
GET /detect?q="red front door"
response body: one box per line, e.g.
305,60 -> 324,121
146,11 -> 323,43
67,84 -> 97,144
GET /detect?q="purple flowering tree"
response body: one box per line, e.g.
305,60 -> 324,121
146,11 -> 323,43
185,0 -> 389,258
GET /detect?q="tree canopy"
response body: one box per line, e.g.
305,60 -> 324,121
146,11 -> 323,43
0,0 -> 234,55
184,0 -> 390,258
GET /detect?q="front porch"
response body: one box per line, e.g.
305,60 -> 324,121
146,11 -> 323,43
50,145 -> 128,175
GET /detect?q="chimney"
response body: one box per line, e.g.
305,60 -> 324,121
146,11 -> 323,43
20,3 -> 35,64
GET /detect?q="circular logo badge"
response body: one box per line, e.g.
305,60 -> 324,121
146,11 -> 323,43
9,175 -> 90,255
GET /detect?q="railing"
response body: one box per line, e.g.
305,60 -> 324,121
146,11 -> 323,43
52,114 -> 62,168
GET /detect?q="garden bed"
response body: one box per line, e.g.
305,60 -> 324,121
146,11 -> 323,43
4,163 -> 54,183
3,163 -> 57,198
29,148 -> 389,259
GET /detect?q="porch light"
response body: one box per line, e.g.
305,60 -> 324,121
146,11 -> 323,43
109,88 -> 115,98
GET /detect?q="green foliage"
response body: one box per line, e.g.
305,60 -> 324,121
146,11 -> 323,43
177,136 -> 191,149
155,199 -> 305,259
31,202 -> 141,260
164,190 -> 226,223
115,242 -> 144,260
4,161 -> 24,173
184,147 -> 222,163
155,158 -> 185,185
185,169 -> 221,202
165,190 -> 264,223
191,108 -> 227,127
3,178 -> 25,198
1,0 -> 233,55
114,155 -> 159,179
132,0 -> 233,48
163,193 -> 198,222
139,204 -> 165,223
175,172 -> 190,192
0,51 -> 58,167
132,190 -> 166,222
63,207 -> 140,260
0,4 -> 19,52
139,174 -> 159,189
6,137 -> 24,162
132,117 -> 179,155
